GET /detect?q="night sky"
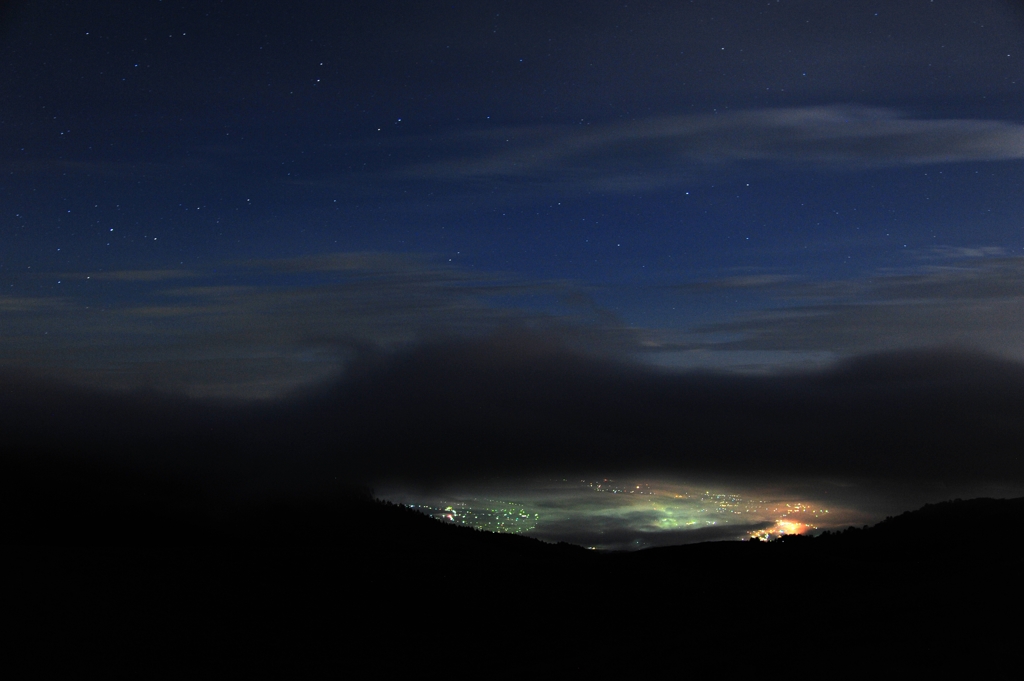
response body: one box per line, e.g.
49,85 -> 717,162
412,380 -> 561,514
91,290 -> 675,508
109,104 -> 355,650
4,1 -> 1024,546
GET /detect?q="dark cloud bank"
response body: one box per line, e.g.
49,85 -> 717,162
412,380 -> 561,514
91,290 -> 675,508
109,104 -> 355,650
4,336 -> 1024,501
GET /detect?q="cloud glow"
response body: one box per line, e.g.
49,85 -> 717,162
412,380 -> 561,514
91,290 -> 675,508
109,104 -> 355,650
383,477 -> 867,551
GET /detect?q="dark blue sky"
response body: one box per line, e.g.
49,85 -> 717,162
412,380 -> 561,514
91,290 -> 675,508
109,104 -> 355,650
3,0 -> 1024,397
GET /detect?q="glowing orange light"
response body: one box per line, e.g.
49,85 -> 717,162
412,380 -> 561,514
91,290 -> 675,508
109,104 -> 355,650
776,520 -> 806,535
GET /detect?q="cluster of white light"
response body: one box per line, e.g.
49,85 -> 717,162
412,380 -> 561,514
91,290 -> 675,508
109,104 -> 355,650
410,500 -> 540,534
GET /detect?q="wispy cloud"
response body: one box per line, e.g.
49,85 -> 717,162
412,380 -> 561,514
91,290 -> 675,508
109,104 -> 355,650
0,295 -> 71,312
86,269 -> 199,282
404,106 -> 1024,193
7,248 -> 1024,396
673,254 -> 1024,362
664,273 -> 797,293
0,253 -> 632,398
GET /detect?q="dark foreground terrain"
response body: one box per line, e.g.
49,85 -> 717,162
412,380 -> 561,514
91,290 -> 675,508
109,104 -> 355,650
3,454 -> 1022,675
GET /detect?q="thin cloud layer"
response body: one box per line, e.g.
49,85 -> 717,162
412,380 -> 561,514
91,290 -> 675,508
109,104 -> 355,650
684,255 -> 1024,362
0,254 -> 631,398
6,251 -> 1024,396
531,517 -> 777,551
407,107 -> 1024,193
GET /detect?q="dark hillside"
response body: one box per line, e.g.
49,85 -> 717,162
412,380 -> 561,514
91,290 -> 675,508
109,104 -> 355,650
4,454 -> 1020,675
0,452 -> 587,561
811,496 -> 1024,561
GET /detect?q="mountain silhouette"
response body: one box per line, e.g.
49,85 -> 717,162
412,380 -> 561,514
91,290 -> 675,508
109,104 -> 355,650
4,453 -> 1019,675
